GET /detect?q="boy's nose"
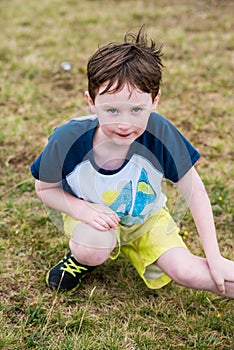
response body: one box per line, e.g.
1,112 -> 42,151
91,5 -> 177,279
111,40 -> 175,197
117,123 -> 131,131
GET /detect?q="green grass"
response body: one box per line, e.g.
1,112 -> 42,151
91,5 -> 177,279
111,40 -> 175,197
0,0 -> 233,349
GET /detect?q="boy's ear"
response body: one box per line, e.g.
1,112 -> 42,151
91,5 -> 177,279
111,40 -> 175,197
152,89 -> 161,109
84,91 -> 96,113
84,91 -> 93,105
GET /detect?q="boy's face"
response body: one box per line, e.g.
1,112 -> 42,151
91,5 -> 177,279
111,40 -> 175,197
85,83 -> 160,146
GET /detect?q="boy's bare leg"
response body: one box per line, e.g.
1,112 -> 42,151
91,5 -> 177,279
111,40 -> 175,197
156,247 -> 234,298
69,224 -> 117,266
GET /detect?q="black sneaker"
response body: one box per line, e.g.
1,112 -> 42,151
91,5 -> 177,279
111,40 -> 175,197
46,252 -> 96,292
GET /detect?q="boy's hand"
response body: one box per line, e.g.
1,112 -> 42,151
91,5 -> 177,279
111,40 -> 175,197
78,202 -> 120,231
208,257 -> 234,295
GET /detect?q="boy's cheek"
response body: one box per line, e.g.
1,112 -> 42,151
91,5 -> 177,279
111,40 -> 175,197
90,105 -> 97,114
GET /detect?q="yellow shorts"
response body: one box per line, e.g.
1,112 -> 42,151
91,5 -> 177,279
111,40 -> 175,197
63,208 -> 187,289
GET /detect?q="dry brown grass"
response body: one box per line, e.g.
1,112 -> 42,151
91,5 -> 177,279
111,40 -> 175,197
0,0 -> 233,349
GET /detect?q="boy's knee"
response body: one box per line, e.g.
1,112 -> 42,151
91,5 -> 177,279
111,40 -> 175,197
69,239 -> 114,266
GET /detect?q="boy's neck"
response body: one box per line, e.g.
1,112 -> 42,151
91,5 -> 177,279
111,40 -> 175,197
92,127 -> 130,170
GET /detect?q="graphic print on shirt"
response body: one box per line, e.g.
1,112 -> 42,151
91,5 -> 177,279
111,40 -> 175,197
101,168 -> 156,225
66,154 -> 167,225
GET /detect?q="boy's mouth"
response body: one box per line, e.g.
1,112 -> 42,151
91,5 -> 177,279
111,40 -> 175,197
115,132 -> 132,138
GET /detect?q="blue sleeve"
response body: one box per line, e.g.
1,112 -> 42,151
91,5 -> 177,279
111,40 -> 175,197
30,132 -> 65,182
30,119 -> 93,183
146,114 -> 200,182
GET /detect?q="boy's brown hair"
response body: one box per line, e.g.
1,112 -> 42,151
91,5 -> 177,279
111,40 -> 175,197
87,26 -> 163,102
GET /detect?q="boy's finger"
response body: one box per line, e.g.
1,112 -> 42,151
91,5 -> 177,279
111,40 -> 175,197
216,280 -> 225,294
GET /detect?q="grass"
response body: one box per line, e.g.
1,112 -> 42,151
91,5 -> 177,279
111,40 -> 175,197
0,0 -> 234,349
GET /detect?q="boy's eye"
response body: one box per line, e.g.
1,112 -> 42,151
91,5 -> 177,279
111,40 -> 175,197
131,107 -> 142,114
107,108 -> 118,115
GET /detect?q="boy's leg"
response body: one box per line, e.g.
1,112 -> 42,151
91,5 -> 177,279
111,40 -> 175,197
69,222 -> 117,266
47,216 -> 117,292
156,247 -> 234,298
119,209 -> 234,297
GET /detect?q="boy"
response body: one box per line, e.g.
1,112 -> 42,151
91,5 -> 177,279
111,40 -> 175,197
31,27 -> 234,297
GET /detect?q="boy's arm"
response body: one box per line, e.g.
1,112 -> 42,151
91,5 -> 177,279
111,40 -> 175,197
176,167 -> 233,294
35,180 -> 119,231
